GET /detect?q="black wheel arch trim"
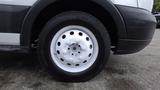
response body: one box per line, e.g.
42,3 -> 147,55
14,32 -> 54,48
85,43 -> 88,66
20,0 -> 126,49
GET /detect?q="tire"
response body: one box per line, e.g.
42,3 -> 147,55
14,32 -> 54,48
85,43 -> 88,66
37,11 -> 111,82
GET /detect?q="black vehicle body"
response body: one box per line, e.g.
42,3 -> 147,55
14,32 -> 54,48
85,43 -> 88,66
0,0 -> 156,54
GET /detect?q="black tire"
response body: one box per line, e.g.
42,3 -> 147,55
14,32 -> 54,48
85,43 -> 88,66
37,11 -> 110,82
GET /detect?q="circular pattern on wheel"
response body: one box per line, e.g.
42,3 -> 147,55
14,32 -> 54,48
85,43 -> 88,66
50,25 -> 99,73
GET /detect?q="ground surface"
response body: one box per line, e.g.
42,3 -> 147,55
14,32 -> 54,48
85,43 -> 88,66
0,30 -> 159,90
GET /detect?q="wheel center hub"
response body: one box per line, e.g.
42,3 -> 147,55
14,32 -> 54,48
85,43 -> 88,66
69,43 -> 80,52
73,47 -> 77,50
68,43 -> 81,56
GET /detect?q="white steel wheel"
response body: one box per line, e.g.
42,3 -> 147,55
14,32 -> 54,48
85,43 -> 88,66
50,25 -> 99,73
38,11 -> 110,82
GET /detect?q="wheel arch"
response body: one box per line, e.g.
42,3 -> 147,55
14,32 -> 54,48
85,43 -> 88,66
21,0 -> 126,50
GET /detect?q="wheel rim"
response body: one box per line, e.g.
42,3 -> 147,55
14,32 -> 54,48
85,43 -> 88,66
50,25 -> 99,73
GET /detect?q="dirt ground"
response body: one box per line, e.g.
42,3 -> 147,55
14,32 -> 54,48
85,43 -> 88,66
0,30 -> 159,90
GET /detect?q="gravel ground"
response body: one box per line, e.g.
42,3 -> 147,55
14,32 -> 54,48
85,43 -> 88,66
0,30 -> 159,90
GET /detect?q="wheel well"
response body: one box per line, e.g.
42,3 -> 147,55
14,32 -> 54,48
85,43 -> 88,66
31,0 -> 118,46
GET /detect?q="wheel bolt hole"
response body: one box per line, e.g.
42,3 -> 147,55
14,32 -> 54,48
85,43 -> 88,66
78,52 -> 80,54
68,48 -> 70,50
72,53 -> 74,56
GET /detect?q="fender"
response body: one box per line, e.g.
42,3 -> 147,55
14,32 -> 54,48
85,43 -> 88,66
21,0 -> 126,48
